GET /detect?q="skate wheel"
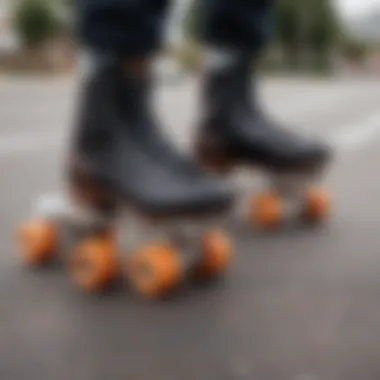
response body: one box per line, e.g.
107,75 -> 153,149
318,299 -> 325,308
69,237 -> 119,292
128,243 -> 182,299
303,188 -> 331,223
198,230 -> 233,277
250,192 -> 284,229
18,221 -> 58,266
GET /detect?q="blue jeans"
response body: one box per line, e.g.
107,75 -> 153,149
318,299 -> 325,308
78,0 -> 274,56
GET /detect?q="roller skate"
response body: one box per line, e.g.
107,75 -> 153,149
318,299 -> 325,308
17,57 -> 234,299
195,53 -> 332,230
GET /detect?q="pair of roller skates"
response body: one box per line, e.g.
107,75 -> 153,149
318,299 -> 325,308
17,57 -> 332,300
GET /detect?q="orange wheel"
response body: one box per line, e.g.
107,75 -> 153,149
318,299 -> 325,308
127,243 -> 182,299
303,188 -> 331,223
198,230 -> 233,277
18,221 -> 58,266
249,192 -> 284,229
69,236 -> 119,292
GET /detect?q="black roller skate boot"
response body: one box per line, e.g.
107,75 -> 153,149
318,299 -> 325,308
195,52 -> 333,229
18,56 -> 234,299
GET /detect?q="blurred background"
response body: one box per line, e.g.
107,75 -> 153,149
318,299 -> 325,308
0,0 -> 380,75
2,1 -> 380,380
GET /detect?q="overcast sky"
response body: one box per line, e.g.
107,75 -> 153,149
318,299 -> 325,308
337,0 -> 380,16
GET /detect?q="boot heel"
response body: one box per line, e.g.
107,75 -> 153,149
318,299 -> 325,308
194,131 -> 233,175
67,155 -> 119,217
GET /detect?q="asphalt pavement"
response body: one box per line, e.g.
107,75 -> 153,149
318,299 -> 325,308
1,74 -> 380,380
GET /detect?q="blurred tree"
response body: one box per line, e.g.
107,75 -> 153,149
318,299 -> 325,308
14,0 -> 63,48
275,0 -> 299,67
275,0 -> 341,70
339,36 -> 369,63
308,0 -> 341,69
185,0 -> 202,41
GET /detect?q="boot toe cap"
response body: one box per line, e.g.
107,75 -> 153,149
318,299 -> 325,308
279,139 -> 332,171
